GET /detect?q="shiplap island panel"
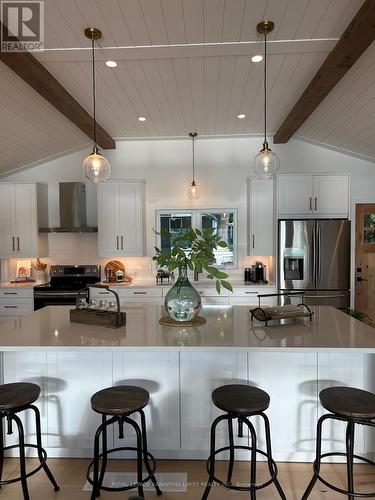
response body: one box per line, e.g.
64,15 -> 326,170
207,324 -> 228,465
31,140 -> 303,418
0,305 -> 374,461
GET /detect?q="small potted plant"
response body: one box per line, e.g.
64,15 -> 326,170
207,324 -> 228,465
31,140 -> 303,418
153,228 -> 232,323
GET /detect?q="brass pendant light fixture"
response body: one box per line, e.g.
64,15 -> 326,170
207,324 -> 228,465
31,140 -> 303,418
82,27 -> 111,183
254,21 -> 280,179
188,132 -> 200,200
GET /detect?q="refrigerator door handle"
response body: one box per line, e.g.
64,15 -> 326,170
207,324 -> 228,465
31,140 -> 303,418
316,226 -> 321,285
304,294 -> 346,299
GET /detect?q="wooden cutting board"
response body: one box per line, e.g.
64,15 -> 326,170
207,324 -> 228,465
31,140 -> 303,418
104,260 -> 125,274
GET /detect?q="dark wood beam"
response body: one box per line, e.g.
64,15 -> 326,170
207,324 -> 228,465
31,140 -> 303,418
0,30 -> 115,149
274,0 -> 375,144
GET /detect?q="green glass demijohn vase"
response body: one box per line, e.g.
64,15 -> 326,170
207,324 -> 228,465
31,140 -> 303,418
164,265 -> 201,322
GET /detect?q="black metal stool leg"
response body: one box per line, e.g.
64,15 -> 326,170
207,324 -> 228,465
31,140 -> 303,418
139,410 -> 162,495
0,414 -> 4,488
201,414 -> 228,500
97,414 -> 108,495
346,420 -> 355,500
12,413 -> 30,500
247,418 -> 257,500
30,405 -> 59,491
261,413 -> 286,500
91,422 -> 103,500
227,416 -> 235,486
301,414 -> 326,500
124,417 -> 145,498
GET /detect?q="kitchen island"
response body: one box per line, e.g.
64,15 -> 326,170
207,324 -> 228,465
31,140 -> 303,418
0,304 -> 375,462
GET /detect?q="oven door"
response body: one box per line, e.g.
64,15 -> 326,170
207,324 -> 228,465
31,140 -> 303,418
33,291 -> 78,310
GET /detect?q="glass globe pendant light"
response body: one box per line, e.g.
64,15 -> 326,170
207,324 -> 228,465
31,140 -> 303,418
254,21 -> 280,179
188,132 -> 200,200
82,27 -> 110,183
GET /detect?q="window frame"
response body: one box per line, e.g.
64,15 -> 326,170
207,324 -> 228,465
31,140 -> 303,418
155,208 -> 238,269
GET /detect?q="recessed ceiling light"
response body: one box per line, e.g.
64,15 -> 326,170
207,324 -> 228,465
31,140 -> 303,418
105,60 -> 118,68
251,55 -> 263,63
237,114 -> 246,119
138,116 -> 146,122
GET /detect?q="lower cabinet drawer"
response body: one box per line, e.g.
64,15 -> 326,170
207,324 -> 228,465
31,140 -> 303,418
119,288 -> 163,299
89,287 -> 118,299
201,296 -> 229,305
0,299 -> 33,315
0,288 -> 33,298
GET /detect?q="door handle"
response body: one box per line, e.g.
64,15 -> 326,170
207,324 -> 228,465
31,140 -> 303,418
314,197 -> 317,211
309,197 -> 312,211
121,235 -> 124,251
12,237 -> 15,251
17,237 -> 20,251
116,236 -> 119,251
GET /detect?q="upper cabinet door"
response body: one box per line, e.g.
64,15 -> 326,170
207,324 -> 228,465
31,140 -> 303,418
97,183 -> 121,257
248,178 -> 274,256
14,184 -> 38,257
313,175 -> 349,216
0,184 -> 15,256
97,181 -> 145,258
277,175 -> 314,216
118,181 -> 145,256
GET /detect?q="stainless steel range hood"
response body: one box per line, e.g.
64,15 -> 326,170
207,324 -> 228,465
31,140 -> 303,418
40,182 -> 98,233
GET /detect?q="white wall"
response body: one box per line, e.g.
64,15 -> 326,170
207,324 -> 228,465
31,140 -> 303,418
2,136 -> 375,280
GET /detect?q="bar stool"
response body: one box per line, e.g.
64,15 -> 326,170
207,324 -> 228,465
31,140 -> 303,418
87,385 -> 162,499
302,386 -> 375,499
0,382 -> 60,500
201,384 -> 286,499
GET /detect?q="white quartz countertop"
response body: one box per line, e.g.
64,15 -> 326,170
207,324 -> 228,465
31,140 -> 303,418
100,280 -> 275,288
0,305 -> 374,351
0,281 -> 38,288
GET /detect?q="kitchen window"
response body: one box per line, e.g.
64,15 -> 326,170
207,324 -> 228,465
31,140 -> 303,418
156,209 -> 237,269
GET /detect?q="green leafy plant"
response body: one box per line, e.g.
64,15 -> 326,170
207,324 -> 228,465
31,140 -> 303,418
153,227 -> 233,294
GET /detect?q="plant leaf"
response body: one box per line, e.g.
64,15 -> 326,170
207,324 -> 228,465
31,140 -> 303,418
221,280 -> 233,293
216,280 -> 221,294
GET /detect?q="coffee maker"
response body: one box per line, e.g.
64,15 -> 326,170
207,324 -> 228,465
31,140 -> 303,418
244,262 -> 267,283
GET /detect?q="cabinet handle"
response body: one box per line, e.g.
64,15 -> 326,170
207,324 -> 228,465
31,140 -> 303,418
252,234 -> 255,249
116,236 -> 119,251
17,237 -> 20,251
12,237 -> 15,251
309,197 -> 312,211
133,291 -> 147,295
245,291 -> 258,294
121,235 -> 124,251
99,292 -> 110,295
4,305 -> 18,309
314,197 -> 317,211
4,292 -> 17,295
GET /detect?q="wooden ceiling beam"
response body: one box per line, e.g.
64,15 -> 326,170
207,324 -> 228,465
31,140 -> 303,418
0,29 -> 115,150
273,0 -> 375,144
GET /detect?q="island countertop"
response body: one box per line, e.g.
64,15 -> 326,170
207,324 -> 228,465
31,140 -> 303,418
0,305 -> 374,351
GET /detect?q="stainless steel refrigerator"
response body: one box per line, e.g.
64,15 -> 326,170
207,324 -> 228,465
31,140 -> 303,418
278,219 -> 351,309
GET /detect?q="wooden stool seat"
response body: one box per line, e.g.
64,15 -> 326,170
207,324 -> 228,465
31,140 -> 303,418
91,385 -> 149,416
212,384 -> 270,415
320,386 -> 375,419
0,382 -> 40,411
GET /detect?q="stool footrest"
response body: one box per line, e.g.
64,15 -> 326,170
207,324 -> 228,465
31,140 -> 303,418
206,445 -> 278,492
312,452 -> 375,498
86,446 -> 156,492
0,444 -> 47,485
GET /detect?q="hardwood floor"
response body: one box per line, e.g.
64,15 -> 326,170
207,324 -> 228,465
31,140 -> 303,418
0,458 -> 374,499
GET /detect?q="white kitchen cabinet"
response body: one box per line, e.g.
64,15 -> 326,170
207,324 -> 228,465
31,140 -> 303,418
97,181 -> 145,257
0,183 -> 47,258
180,351 -> 248,452
118,287 -> 163,304
0,288 -> 33,316
248,178 -> 274,256
277,174 -> 349,217
230,287 -> 277,306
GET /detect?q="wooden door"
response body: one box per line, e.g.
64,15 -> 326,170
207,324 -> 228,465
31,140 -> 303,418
355,203 -> 375,324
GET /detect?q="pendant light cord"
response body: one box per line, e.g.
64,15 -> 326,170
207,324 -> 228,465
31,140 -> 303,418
264,30 -> 267,147
192,134 -> 195,183
91,38 -> 97,147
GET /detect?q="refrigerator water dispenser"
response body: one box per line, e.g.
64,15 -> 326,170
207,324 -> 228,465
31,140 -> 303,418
284,257 -> 304,280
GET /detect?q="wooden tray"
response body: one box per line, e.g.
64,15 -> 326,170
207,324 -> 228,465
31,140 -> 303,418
70,309 -> 126,329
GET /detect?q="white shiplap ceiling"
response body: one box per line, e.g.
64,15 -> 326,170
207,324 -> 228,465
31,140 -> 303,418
0,0 -> 372,175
